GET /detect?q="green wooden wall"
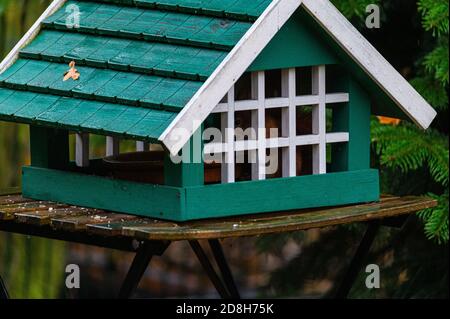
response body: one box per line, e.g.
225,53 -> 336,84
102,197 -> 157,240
248,9 -> 338,72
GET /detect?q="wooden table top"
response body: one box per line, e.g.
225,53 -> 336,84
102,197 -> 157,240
0,192 -> 437,241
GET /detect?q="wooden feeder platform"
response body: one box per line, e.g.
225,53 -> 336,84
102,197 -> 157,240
0,190 -> 437,299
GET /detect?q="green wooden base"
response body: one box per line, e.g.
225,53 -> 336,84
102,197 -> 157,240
22,166 -> 380,221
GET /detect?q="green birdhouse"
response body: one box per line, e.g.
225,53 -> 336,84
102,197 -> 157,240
0,0 -> 437,221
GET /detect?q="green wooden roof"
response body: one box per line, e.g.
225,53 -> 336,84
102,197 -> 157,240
0,0 -> 271,141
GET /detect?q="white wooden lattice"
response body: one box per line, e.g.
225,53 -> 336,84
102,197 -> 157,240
204,65 -> 350,183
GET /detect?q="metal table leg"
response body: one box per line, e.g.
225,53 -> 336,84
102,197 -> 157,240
335,221 -> 381,298
209,239 -> 240,299
118,241 -> 169,299
189,241 -> 231,299
0,275 -> 9,299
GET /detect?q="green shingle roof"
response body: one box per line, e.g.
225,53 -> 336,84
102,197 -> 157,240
0,0 -> 271,141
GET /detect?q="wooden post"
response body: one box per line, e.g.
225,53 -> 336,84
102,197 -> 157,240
164,126 -> 204,187
76,132 -> 89,168
30,125 -> 69,169
331,76 -> 371,172
136,141 -> 149,152
106,136 -> 120,157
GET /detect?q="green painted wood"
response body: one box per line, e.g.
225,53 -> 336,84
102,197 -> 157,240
78,0 -> 270,21
347,78 -> 371,171
20,30 -> 225,80
164,126 -> 204,187
184,169 -> 380,220
248,10 -> 338,71
43,1 -> 252,50
298,7 -> 408,120
29,126 -> 69,170
0,89 -> 38,116
114,0 -> 269,20
1,59 -> 202,112
0,87 -> 177,140
330,73 -> 371,172
22,166 -> 379,221
22,166 -> 184,220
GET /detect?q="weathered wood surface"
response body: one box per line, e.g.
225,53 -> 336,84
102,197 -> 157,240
0,194 -> 437,242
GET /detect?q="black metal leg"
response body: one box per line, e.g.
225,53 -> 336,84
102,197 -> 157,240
118,241 -> 169,299
0,275 -> 9,299
335,221 -> 381,299
209,240 -> 241,299
189,241 -> 231,299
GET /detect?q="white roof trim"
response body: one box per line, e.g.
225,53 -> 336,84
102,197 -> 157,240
160,0 -> 437,155
302,0 -> 437,130
159,0 -> 304,155
0,0 -> 67,75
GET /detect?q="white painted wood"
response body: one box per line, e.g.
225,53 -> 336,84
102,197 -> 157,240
214,100 -> 259,113
0,0 -> 67,74
75,133 -> 89,168
281,68 -> 297,177
136,141 -> 149,152
250,72 -> 260,180
294,135 -> 321,146
311,66 -> 327,175
325,93 -> 350,104
236,139 -> 259,152
265,97 -> 290,109
302,0 -> 437,130
214,94 -> 348,113
266,137 -> 290,149
294,95 -> 320,106
159,0 -> 303,155
256,71 -> 266,180
106,136 -> 120,157
326,132 -> 349,143
221,87 -> 236,183
213,103 -> 229,113
236,100 -> 260,112
204,142 -> 226,154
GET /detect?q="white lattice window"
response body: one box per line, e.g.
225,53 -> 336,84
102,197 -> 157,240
204,65 -> 350,183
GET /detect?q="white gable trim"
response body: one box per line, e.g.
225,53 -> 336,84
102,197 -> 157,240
0,0 -> 67,75
160,0 -> 437,155
159,0 -> 303,155
302,0 -> 437,130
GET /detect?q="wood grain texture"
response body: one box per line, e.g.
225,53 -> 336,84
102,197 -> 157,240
22,165 -> 379,221
22,166 -> 184,220
0,194 -> 437,241
183,169 -> 380,219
